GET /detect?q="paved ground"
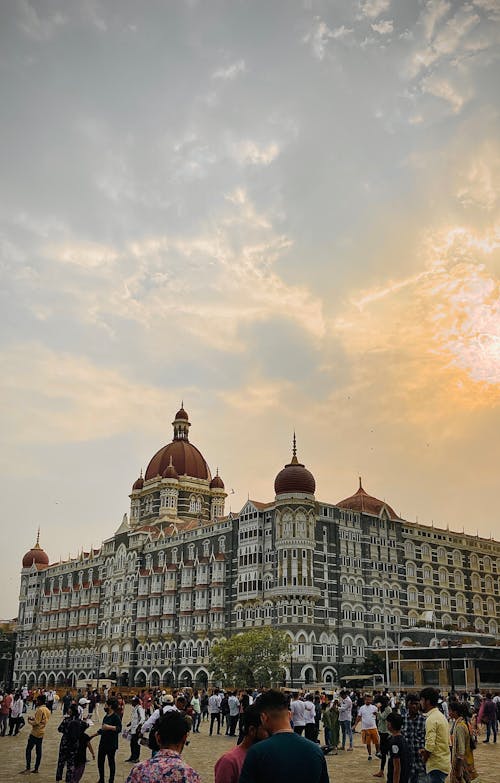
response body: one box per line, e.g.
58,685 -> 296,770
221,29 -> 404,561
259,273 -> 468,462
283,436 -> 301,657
0,705 -> 498,783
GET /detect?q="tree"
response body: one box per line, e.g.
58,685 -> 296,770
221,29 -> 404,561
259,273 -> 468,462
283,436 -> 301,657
209,628 -> 291,687
357,652 -> 385,675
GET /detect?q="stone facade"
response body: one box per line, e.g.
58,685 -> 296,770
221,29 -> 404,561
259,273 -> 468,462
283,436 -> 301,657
14,408 -> 500,690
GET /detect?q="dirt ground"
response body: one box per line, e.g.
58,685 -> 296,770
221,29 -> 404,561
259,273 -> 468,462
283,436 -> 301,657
0,704 -> 498,783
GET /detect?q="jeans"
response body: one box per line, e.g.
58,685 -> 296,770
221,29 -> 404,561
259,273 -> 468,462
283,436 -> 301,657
324,726 -> 332,746
305,723 -> 317,741
25,734 -> 43,771
192,712 -> 201,732
97,745 -> 116,783
130,732 -> 141,761
427,771 -> 448,783
486,719 -> 497,742
293,725 -> 305,735
0,714 -> 8,735
209,712 -> 221,735
340,719 -> 353,748
227,715 -> 239,736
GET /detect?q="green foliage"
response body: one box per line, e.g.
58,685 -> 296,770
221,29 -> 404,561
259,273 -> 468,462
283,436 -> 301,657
209,628 -> 291,687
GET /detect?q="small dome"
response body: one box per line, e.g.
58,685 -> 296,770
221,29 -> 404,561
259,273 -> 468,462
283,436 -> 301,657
162,456 -> 179,480
210,471 -> 225,490
23,533 -> 49,569
132,473 -> 144,491
336,478 -> 399,520
274,435 -> 316,496
175,405 -> 189,421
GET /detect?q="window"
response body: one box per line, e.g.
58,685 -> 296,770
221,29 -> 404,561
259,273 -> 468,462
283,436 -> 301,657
406,562 -> 416,579
471,573 -> 480,591
423,565 -> 432,581
453,550 -> 462,567
470,553 -> 479,570
421,544 -> 431,561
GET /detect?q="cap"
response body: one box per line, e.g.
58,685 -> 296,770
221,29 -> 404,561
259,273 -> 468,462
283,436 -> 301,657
79,697 -> 90,705
164,694 -> 174,704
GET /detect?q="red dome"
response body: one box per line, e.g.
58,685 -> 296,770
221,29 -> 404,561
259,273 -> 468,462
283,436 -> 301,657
275,462 -> 316,495
274,437 -> 315,496
145,440 -> 211,481
210,473 -> 225,490
132,475 -> 144,491
175,406 -> 189,420
22,543 -> 49,569
336,479 -> 399,520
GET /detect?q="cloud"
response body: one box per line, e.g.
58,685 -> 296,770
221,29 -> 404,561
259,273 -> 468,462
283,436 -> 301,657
303,17 -> 352,60
332,223 -> 500,422
455,143 -> 500,210
15,0 -> 66,40
371,20 -> 394,35
421,74 -> 468,113
0,344 -> 171,444
31,189 -> 324,352
212,60 -> 246,80
231,140 -> 280,166
359,0 -> 391,20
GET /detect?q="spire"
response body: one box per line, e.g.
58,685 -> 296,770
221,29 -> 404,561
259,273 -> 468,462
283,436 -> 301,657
291,431 -> 299,465
33,527 -> 41,550
359,476 -> 363,490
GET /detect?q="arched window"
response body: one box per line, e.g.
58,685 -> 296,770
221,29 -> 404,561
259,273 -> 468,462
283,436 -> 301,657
470,553 -> 479,570
408,587 -> 418,605
471,573 -> 480,591
406,562 -> 416,579
454,570 -> 464,588
404,541 -> 415,559
473,595 -> 482,614
421,544 -> 431,561
485,575 -> 493,593
453,550 -> 462,567
439,568 -> 448,586
484,556 -> 491,571
437,547 -> 447,564
423,565 -> 432,581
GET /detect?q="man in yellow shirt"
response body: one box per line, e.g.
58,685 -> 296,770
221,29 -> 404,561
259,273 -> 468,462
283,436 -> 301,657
418,688 -> 450,783
20,693 -> 51,774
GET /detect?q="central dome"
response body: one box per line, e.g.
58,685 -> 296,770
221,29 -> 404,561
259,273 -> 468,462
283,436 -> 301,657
144,407 -> 212,482
22,531 -> 49,569
274,435 -> 316,496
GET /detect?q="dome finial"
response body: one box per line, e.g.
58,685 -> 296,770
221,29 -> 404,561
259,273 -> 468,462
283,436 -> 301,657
291,431 -> 299,465
36,526 -> 40,547
359,476 -> 363,490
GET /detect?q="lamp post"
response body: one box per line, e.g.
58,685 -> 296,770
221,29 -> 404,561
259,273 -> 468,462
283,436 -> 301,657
384,615 -> 390,689
447,640 -> 455,693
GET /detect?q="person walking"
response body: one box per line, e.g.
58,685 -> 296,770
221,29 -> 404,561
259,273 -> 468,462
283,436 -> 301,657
374,695 -> 392,777
9,691 -> 25,736
386,713 -> 410,783
125,711 -> 200,783
304,693 -> 317,741
226,691 -> 240,737
90,697 -> 122,783
290,692 -> 306,735
239,689 -> 329,783
209,689 -> 222,736
418,687 -> 450,783
125,696 -> 145,764
355,693 -> 380,761
0,690 -> 13,736
339,690 -> 354,751
449,701 -> 479,783
55,703 -> 88,782
190,690 -> 201,733
402,695 -> 426,783
20,693 -> 51,774
478,692 -> 497,743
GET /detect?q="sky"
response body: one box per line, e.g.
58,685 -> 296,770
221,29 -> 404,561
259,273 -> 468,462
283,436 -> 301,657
1,0 -> 499,618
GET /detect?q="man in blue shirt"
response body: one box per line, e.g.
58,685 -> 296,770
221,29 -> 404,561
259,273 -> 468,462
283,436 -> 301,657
239,690 -> 330,783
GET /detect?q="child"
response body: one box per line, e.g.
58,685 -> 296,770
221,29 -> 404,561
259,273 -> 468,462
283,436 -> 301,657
386,712 -> 410,783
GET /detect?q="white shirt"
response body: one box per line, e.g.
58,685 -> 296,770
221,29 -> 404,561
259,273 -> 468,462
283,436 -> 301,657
141,704 -> 178,734
130,704 -> 146,733
339,697 -> 352,722
290,699 -> 305,727
359,704 -> 378,729
304,700 -> 316,725
228,695 -> 240,717
208,694 -> 222,714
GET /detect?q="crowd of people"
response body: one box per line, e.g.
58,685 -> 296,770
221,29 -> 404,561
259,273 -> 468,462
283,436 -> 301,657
0,683 -> 498,782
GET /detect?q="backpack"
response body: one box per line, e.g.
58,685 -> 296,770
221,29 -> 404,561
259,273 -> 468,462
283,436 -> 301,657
220,697 -> 230,716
